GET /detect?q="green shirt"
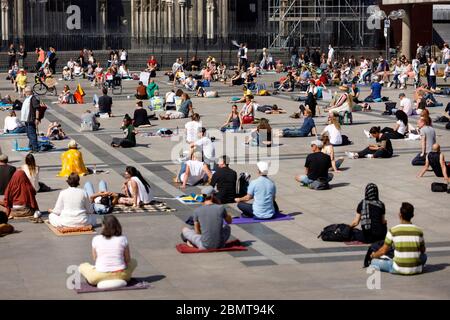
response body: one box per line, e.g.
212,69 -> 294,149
384,224 -> 425,275
122,124 -> 136,146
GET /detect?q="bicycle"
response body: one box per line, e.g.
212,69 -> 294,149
33,76 -> 58,96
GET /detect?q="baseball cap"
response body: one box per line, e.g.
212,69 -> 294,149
310,140 -> 323,148
257,161 -> 269,175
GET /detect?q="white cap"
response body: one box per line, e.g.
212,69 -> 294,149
310,140 -> 323,148
257,161 -> 269,175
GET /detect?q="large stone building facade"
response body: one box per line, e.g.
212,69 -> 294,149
0,0 -> 271,50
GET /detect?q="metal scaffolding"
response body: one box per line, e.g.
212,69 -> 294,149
268,0 -> 377,49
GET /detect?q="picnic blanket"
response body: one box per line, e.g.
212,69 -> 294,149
112,202 -> 176,214
176,240 -> 247,253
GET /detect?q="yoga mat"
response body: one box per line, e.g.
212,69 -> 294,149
229,213 -> 294,225
44,220 -> 97,236
176,239 -> 247,254
176,196 -> 202,205
112,202 -> 176,214
75,279 -> 151,294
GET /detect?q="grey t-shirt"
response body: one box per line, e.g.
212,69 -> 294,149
193,204 -> 227,249
420,126 -> 436,153
81,112 -> 96,124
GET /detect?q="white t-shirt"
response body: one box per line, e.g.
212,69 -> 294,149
400,97 -> 412,116
92,235 -> 128,272
181,160 -> 206,185
128,176 -> 153,204
323,124 -> 342,145
4,116 -> 22,132
120,51 -> 127,61
443,47 -> 450,61
430,62 -> 437,76
52,187 -> 94,227
396,120 -> 407,135
195,137 -> 215,162
165,91 -> 176,103
185,121 -> 202,143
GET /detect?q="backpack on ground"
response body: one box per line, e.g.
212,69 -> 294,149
318,224 -> 352,242
205,91 -> 218,98
383,102 -> 396,115
431,182 -> 448,192
237,172 -> 251,197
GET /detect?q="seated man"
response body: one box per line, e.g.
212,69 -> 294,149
0,154 -> 16,196
345,126 -> 393,159
295,140 -> 333,188
97,88 -> 113,117
81,110 -> 100,131
210,156 -> 237,204
364,76 -> 384,102
278,109 -> 316,137
149,91 -> 164,112
181,186 -> 232,249
3,110 -> 26,134
135,81 -> 148,100
235,162 -> 278,219
370,202 -> 427,275
417,143 -> 449,182
84,180 -> 119,215
178,152 -> 213,188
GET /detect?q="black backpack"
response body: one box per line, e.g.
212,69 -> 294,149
236,172 -> 251,197
431,182 -> 449,193
318,224 -> 352,242
239,47 -> 245,58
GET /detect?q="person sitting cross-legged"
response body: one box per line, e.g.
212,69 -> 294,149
210,155 -> 237,204
235,162 -> 279,219
345,126 -> 393,159
177,152 -> 213,188
370,202 -> 427,275
181,186 -> 232,249
79,215 -> 137,286
277,109 -> 317,137
295,140 -> 333,188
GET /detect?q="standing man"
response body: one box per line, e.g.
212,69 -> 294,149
429,57 -> 437,91
17,44 -> 27,69
7,44 -> 16,69
20,87 -> 41,153
238,43 -> 248,71
411,117 -> 436,166
327,44 -> 334,66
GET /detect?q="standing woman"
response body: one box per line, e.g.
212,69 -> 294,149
118,166 -> 154,207
349,183 -> 387,243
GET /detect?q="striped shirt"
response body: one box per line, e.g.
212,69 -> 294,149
385,224 -> 425,275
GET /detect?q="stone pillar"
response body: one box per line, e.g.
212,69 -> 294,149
197,0 -> 204,38
221,0 -> 228,38
401,5 -> 412,60
178,0 -> 186,38
206,0 -> 214,39
16,0 -> 24,41
131,0 -> 137,38
99,0 -> 107,48
1,0 -> 9,43
142,0 -> 148,42
166,0 -> 173,38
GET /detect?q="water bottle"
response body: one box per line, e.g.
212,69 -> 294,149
13,139 -> 19,151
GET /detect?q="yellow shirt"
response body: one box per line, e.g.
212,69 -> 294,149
16,74 -> 27,88
57,149 -> 88,177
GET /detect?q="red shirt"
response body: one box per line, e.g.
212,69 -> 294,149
147,59 -> 157,66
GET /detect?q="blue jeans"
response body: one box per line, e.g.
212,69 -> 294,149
299,173 -> 333,186
371,254 -> 427,274
282,128 -> 308,137
84,181 -> 109,214
6,126 -> 26,134
25,122 -> 39,152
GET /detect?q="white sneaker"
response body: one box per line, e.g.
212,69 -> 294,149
345,151 -> 356,159
366,154 -> 374,159
34,211 -> 42,218
364,129 -> 371,139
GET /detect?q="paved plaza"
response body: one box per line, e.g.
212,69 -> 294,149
1,72 -> 449,299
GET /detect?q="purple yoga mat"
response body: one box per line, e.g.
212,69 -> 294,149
229,213 -> 294,225
74,279 -> 151,294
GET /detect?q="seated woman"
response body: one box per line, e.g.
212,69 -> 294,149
248,62 -> 258,78
49,173 -> 96,228
326,85 -> 352,115
58,85 -> 73,104
58,140 -> 89,177
3,110 -> 26,134
202,67 -> 213,82
118,64 -> 131,79
321,134 -> 344,172
118,166 -> 154,207
177,152 -> 213,188
132,101 -> 151,128
345,126 -> 393,159
184,75 -> 198,91
1,170 -> 40,219
379,110 -> 408,140
159,93 -> 193,120
278,109 -> 317,137
22,153 -> 41,192
417,143 -> 449,182
78,215 -> 137,286
62,66 -> 72,81
230,70 -> 243,86
73,63 -> 83,78
239,95 -> 255,125
111,115 -> 137,148
220,105 -> 242,132
247,118 -> 272,147
322,115 -> 350,146
349,183 -> 387,243
104,68 -> 115,88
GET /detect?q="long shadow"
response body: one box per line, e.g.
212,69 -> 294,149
423,263 -> 450,274
331,182 -> 351,188
240,240 -> 256,247
289,212 -> 304,217
134,275 -> 166,283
